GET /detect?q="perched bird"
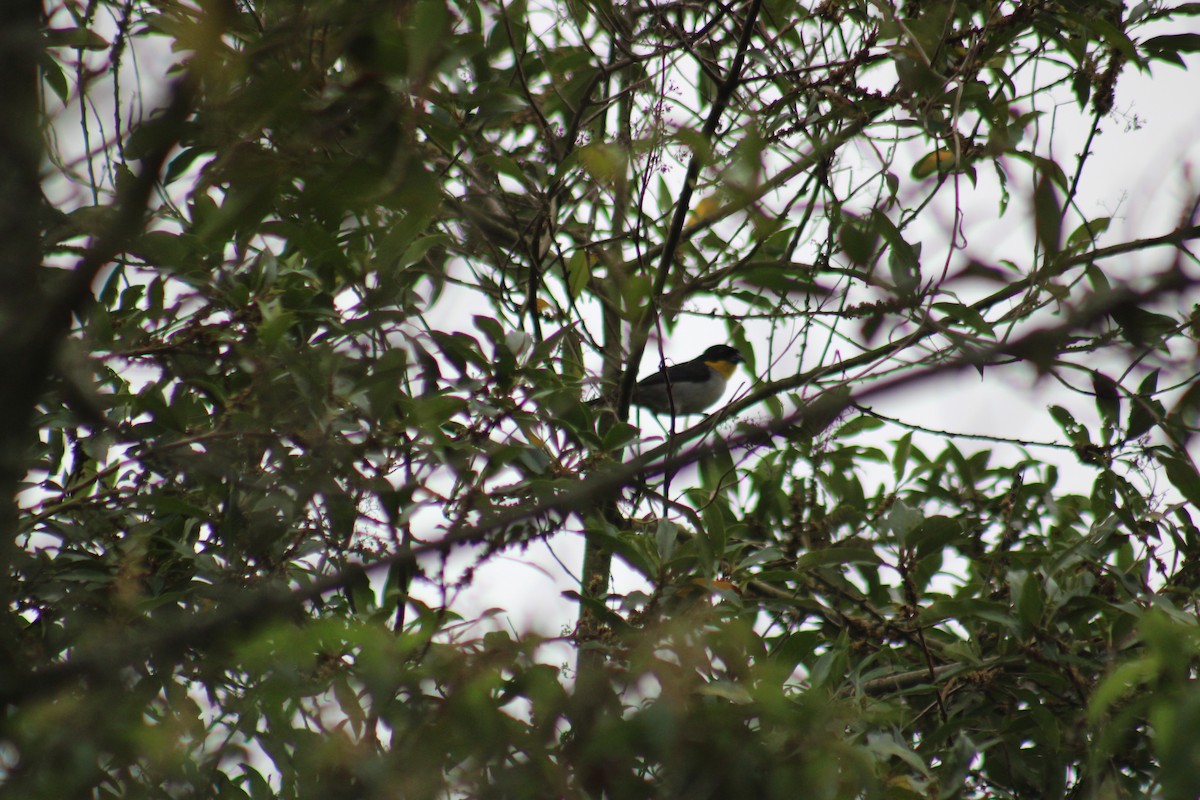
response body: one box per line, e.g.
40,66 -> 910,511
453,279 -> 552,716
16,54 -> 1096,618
592,344 -> 746,415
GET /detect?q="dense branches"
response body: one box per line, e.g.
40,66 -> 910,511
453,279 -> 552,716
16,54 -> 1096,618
6,1 -> 1200,797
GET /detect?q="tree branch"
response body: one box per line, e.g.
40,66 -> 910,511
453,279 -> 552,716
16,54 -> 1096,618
618,0 -> 766,418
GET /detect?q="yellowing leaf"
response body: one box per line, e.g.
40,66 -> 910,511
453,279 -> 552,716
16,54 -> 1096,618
689,194 -> 723,224
578,143 -> 628,185
911,148 -> 957,180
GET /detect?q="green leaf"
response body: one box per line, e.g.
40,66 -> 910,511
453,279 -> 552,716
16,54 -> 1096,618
838,215 -> 878,266
1141,33 -> 1200,65
40,54 -> 69,102
428,330 -> 486,373
933,302 -> 995,338
908,515 -> 962,556
45,27 -> 109,49
655,519 -> 679,562
1110,305 -> 1177,350
794,548 -> 882,570
472,314 -> 505,346
379,166 -> 443,253
565,250 -> 592,301
1049,405 -> 1090,448
1091,371 -> 1121,429
1154,690 -> 1200,800
1013,570 -> 1043,631
887,499 -> 924,542
1033,172 -> 1062,256
600,420 -> 639,450
834,415 -> 885,438
398,234 -> 452,270
577,143 -> 628,186
406,0 -> 450,75
1157,452 -> 1200,508
892,431 -> 913,479
164,146 -> 211,185
738,263 -> 823,295
872,211 -> 921,294
1126,370 -> 1161,439
1066,217 -> 1110,251
1089,656 -> 1158,725
619,272 -> 652,321
1010,151 -> 1069,190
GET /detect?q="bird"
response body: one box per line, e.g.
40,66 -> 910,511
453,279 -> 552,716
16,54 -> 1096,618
592,344 -> 747,415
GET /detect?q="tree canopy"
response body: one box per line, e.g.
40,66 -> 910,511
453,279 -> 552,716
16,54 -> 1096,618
6,0 -> 1200,797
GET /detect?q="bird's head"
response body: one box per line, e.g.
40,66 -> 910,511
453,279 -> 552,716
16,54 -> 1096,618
700,345 -> 746,379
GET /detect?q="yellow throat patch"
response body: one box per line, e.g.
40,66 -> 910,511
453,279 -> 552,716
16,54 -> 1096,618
705,359 -> 739,380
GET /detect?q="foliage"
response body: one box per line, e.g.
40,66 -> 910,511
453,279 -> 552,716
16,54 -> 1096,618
4,0 -> 1200,797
